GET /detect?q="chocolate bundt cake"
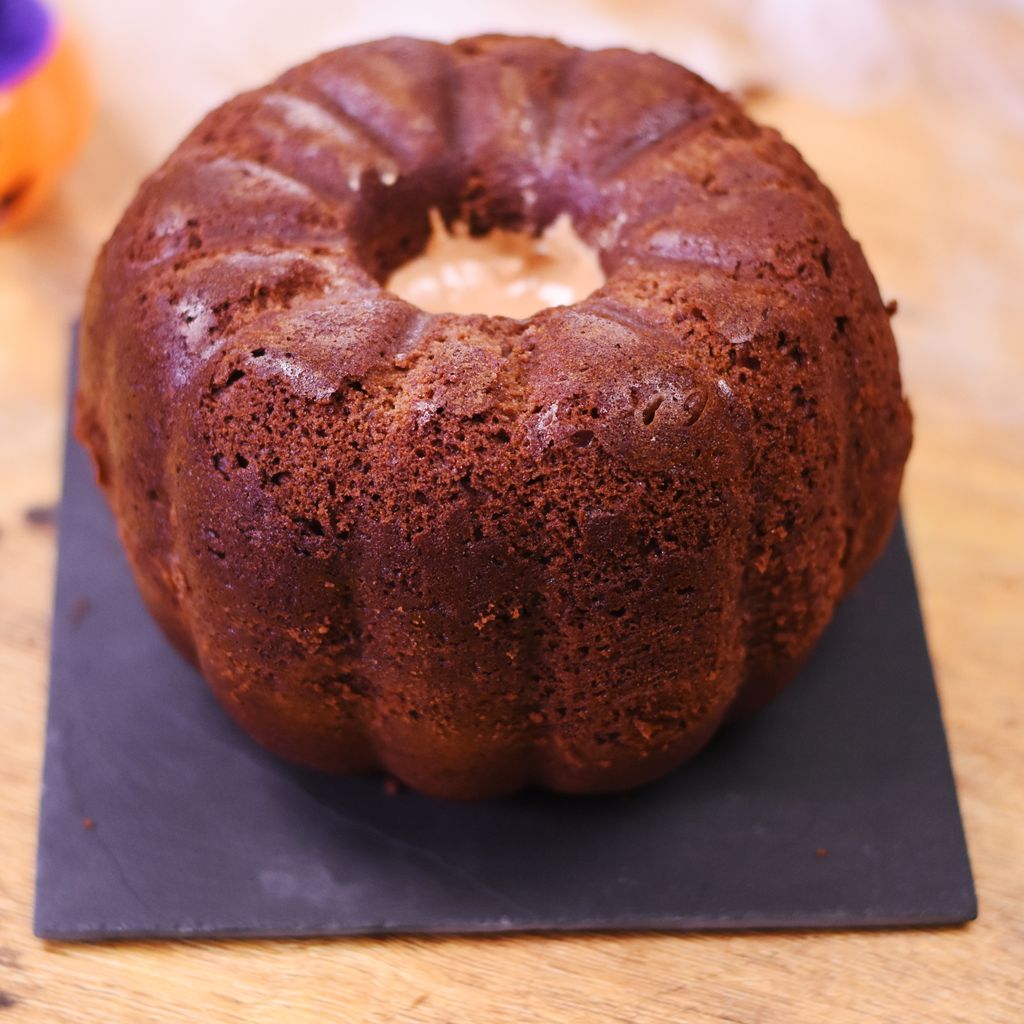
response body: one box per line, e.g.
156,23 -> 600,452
77,35 -> 912,799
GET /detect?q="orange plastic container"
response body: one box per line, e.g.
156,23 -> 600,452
0,0 -> 93,231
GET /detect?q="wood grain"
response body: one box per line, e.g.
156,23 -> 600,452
1,3 -> 1021,1021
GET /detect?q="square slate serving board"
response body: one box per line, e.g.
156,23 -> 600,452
34,350 -> 976,940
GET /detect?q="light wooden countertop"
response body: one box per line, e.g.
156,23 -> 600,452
1,2 -> 1021,1021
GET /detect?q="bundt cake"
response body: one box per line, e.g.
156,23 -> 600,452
76,34 -> 912,799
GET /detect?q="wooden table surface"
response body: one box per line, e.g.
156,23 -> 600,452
1,2 -> 1021,1021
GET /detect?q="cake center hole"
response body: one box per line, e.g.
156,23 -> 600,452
387,210 -> 606,318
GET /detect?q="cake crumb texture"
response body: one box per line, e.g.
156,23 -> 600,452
76,35 -> 912,798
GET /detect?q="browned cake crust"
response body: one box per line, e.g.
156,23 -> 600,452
76,35 -> 912,798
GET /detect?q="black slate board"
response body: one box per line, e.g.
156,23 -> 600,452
34,352 -> 976,940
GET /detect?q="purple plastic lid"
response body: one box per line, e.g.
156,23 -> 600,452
0,0 -> 55,90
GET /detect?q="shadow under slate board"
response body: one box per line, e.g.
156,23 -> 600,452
35,345 -> 975,940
